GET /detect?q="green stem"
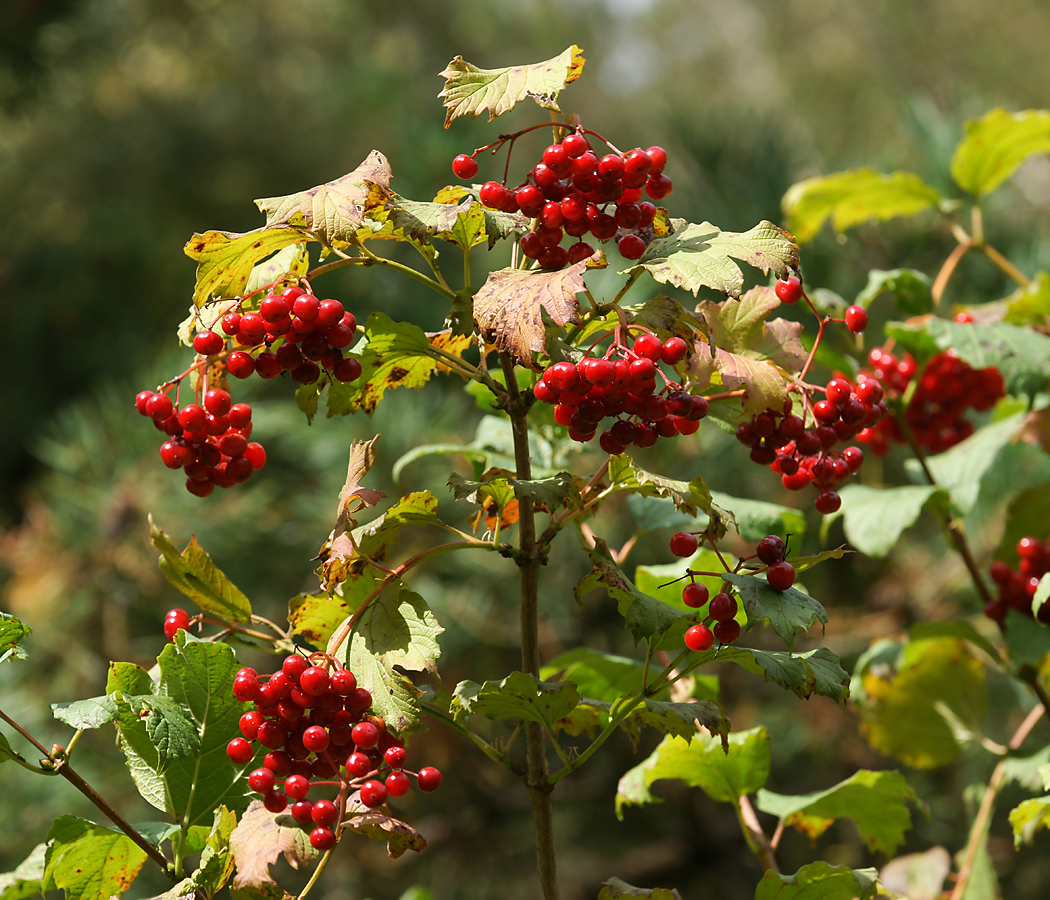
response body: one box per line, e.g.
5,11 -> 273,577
547,693 -> 646,786
501,352 -> 559,900
355,242 -> 457,300
421,703 -> 521,772
296,847 -> 335,900
980,243 -> 1031,288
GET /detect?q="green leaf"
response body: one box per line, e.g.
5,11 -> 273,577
351,491 -> 443,565
630,221 -> 800,298
782,168 -> 942,243
0,843 -> 46,900
607,455 -> 713,517
1032,573 -> 1050,619
294,382 -> 322,424
855,637 -> 987,768
754,862 -> 880,900
0,612 -> 30,664
438,45 -> 585,126
243,242 -> 310,297
42,816 -> 148,900
1009,795 -> 1050,847
451,671 -> 579,730
1002,609 -> 1050,668
254,150 -> 392,247
149,518 -> 252,623
709,491 -> 806,543
0,731 -> 25,766
830,484 -> 949,558
619,697 -> 729,744
598,877 -> 683,899
1001,744 -> 1050,792
755,770 -> 921,856
721,571 -> 826,649
540,647 -> 646,702
327,312 -> 443,416
576,540 -> 691,648
615,727 -> 770,818
107,661 -> 155,695
717,646 -> 850,704
951,108 -> 1050,197
338,584 -> 443,732
888,318 -> 1050,398
385,193 -> 528,252
117,633 -> 253,823
1003,271 -> 1050,326
191,805 -> 237,896
855,268 -> 933,315
183,228 -> 306,306
908,620 -> 1001,663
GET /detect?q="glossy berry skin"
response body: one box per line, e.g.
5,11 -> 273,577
360,780 -> 387,808
775,275 -> 803,304
248,767 -> 276,794
351,721 -> 380,750
164,608 -> 190,641
299,667 -> 330,697
755,535 -> 786,565
310,827 -> 337,851
845,305 -> 868,334
684,623 -> 714,652
713,619 -> 742,644
384,746 -> 407,769
302,725 -> 330,753
346,751 -> 372,778
311,799 -> 339,828
226,738 -> 254,766
386,771 -> 411,798
452,154 -> 478,179
661,337 -> 688,365
682,583 -> 709,608
291,800 -> 314,826
284,774 -> 310,800
766,561 -> 796,591
263,790 -> 288,813
416,767 -> 442,793
709,592 -> 738,622
669,531 -> 698,558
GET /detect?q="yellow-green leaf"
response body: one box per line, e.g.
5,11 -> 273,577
184,227 -> 306,307
951,108 -> 1050,197
782,168 -> 942,243
438,45 -> 585,127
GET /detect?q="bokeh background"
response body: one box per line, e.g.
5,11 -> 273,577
2,1 -> 1050,898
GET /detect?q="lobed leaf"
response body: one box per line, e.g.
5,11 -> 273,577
951,107 -> 1050,197
150,518 -> 252,623
0,611 -> 30,664
229,801 -> 316,890
472,264 -> 588,367
184,228 -> 306,307
855,268 -> 933,315
452,671 -> 579,730
754,862 -> 880,900
756,769 -> 922,856
617,697 -> 729,744
385,192 -> 528,251
628,221 -> 799,298
42,816 -> 148,900
438,45 -> 585,127
716,646 -> 850,704
830,484 -> 949,558
254,150 -> 393,247
342,802 -> 428,858
723,571 -> 827,650
782,168 -> 942,243
607,455 -> 712,517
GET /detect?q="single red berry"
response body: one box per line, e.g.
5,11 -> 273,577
384,746 -> 407,769
346,751 -> 372,778
766,561 -> 796,591
360,780 -> 387,808
618,233 -> 646,260
284,774 -> 310,800
316,299 -> 345,328
713,619 -> 742,644
352,721 -> 379,750
815,491 -> 842,515
248,767 -> 276,794
346,687 -> 373,714
845,305 -> 868,334
755,535 -> 786,565
164,608 -> 190,641
709,592 -> 738,622
310,826 -> 337,851
775,275 -> 803,305
682,583 -> 709,608
291,800 -> 314,825
264,750 -> 292,777
684,623 -> 714,652
452,154 -> 479,180
479,181 -> 507,209
645,173 -> 673,199
669,531 -> 698,558
646,146 -> 668,173
385,771 -> 411,798
263,790 -> 287,813
146,393 -> 174,421
203,389 -> 232,417
257,721 -> 288,750
661,337 -> 688,365
226,351 -> 255,379
311,799 -> 339,828
302,725 -> 330,753
244,442 -> 267,470
416,767 -> 442,792
239,711 -> 264,741
193,330 -> 224,356
299,666 -> 330,697
226,738 -> 254,766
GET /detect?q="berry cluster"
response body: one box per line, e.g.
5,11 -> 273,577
225,654 -> 441,851
533,331 -> 705,452
670,532 -> 796,652
455,130 -> 671,269
986,535 -> 1050,625
211,286 -> 362,386
735,376 -> 885,514
135,387 -> 265,497
857,347 -> 1005,455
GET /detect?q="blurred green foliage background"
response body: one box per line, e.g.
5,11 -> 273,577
2,1 -> 1050,898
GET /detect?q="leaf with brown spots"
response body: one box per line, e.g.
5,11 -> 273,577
254,150 -> 393,247
429,330 -> 474,375
42,816 -> 148,900
342,799 -> 428,858
183,228 -> 307,307
229,802 -> 316,890
438,45 -> 585,127
473,264 -> 592,367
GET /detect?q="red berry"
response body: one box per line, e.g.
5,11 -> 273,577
669,531 -> 698,558
479,181 -> 507,209
815,491 -> 842,514
164,608 -> 190,641
352,721 -> 379,750
661,337 -> 688,365
302,725 -> 330,753
845,305 -> 868,334
311,799 -> 339,828
360,780 -> 387,808
646,146 -> 668,174
682,583 -> 709,608
775,275 -> 803,305
645,173 -> 673,199
684,623 -> 714,652
384,746 -> 407,769
299,666 -> 330,696
226,738 -> 254,766
193,330 -> 224,356
416,767 -> 442,792
385,771 -> 411,798
248,767 -> 276,794
263,790 -> 288,813
346,751 -> 372,778
709,592 -> 738,622
240,711 -> 264,740
291,800 -> 314,825
618,233 -> 646,260
285,774 -> 310,800
310,827 -> 336,851
146,393 -> 174,421
452,154 -> 479,179
713,619 -> 742,644
766,561 -> 796,591
755,536 -> 786,565
203,389 -> 232,416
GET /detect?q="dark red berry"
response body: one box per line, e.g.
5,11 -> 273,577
766,561 -> 796,591
669,531 -> 699,557
682,583 -> 709,608
416,767 -> 442,792
310,827 -> 336,851
712,619 -> 741,644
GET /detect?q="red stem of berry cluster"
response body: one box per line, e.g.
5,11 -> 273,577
501,352 -> 560,900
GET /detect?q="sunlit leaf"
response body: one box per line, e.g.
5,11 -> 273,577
755,862 -> 880,900
951,108 -> 1050,197
783,168 -> 942,242
438,45 -> 585,126
0,612 -> 30,664
42,817 -> 148,900
341,802 -> 428,858
1009,795 -> 1050,847
184,228 -> 306,307
607,455 -> 712,517
229,801 -> 316,890
451,671 -> 579,730
0,842 -> 46,900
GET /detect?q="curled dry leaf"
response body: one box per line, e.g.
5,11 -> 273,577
229,801 -> 316,890
343,795 -> 428,858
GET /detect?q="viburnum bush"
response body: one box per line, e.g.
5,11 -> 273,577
3,47 -> 1050,900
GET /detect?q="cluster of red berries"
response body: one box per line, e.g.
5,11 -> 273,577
735,376 -> 885,514
135,387 -> 265,497
453,131 -> 671,269
201,285 -> 362,386
670,532 -> 797,652
857,346 -> 1004,455
774,275 -> 868,334
532,331 -> 706,452
986,535 -> 1050,625
225,654 -> 441,852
